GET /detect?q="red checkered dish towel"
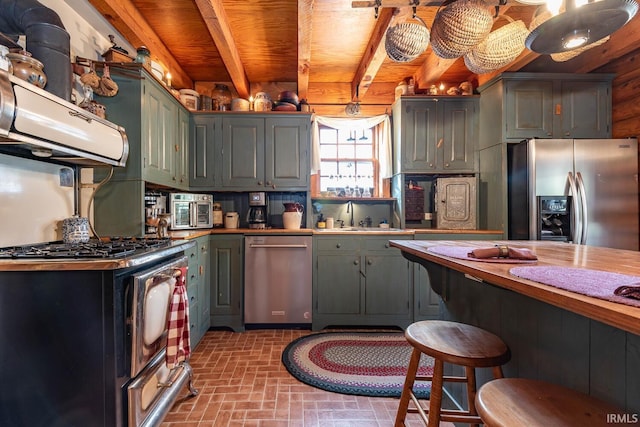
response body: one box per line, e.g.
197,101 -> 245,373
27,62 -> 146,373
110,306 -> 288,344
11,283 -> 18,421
166,266 -> 191,369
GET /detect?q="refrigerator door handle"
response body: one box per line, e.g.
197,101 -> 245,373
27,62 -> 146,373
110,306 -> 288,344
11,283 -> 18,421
567,172 -> 582,244
575,172 -> 589,245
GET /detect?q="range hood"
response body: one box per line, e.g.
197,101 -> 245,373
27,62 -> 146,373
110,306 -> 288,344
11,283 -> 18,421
0,70 -> 129,167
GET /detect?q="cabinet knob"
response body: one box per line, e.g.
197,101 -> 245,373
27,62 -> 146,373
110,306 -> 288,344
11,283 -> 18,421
174,144 -> 179,152
258,181 -> 263,186
336,243 -> 341,248
354,260 -> 359,265
444,163 -> 449,168
385,243 -> 390,248
367,259 -> 372,265
436,138 -> 443,148
429,163 -> 434,167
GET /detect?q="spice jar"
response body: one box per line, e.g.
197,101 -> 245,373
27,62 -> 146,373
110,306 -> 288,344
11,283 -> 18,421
212,203 -> 223,228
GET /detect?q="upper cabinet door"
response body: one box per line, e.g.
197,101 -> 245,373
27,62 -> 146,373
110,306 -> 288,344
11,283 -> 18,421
142,80 -> 177,184
504,79 -> 554,139
560,80 -> 611,138
401,101 -> 438,172
221,116 -> 264,188
190,114 -> 220,188
265,117 -> 310,189
441,99 -> 477,172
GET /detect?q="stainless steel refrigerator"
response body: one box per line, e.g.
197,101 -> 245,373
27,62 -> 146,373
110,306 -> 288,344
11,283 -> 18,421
507,138 -> 639,251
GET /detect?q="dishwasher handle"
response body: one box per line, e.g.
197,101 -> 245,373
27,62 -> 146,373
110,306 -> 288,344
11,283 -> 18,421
248,243 -> 309,249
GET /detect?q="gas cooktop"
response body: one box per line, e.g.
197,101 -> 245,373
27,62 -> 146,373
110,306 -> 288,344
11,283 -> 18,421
0,237 -> 172,259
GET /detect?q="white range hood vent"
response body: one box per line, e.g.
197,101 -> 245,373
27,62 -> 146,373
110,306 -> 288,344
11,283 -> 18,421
0,70 -> 129,167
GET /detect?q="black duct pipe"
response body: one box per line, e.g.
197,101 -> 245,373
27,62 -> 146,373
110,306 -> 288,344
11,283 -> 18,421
0,0 -> 71,101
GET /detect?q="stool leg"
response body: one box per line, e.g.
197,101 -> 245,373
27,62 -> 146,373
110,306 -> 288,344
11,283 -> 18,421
465,366 -> 479,427
427,358 -> 444,426
492,365 -> 504,379
395,348 -> 422,427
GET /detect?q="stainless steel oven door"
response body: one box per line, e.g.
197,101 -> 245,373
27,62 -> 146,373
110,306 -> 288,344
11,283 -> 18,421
128,348 -> 196,427
130,255 -> 188,378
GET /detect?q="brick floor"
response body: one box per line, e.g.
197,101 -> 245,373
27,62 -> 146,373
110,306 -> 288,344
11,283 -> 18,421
162,329 -> 453,427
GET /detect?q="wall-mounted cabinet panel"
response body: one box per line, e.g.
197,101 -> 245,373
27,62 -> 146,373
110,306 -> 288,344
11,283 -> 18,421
189,113 -> 311,192
97,67 -> 189,189
392,97 -> 478,174
221,115 -> 310,191
190,114 -> 220,188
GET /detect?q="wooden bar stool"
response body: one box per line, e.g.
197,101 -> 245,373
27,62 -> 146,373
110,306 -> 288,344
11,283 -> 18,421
395,320 -> 511,426
475,378 -> 633,426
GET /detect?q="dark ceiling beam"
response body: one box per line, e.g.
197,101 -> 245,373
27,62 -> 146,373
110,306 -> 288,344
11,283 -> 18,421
351,7 -> 413,101
86,0 -> 192,89
194,0 -> 250,99
298,0 -> 315,100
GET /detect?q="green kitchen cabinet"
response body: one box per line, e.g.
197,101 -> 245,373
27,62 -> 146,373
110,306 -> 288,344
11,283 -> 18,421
190,114 -> 221,188
477,73 -> 613,235
209,234 -> 244,331
185,236 -> 210,347
93,67 -> 189,237
478,72 -> 612,147
97,66 -> 190,188
392,96 -> 478,174
313,235 -> 412,330
221,115 -> 311,191
412,232 -> 504,321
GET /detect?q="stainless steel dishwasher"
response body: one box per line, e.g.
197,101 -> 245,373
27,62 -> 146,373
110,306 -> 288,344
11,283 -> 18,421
244,235 -> 312,325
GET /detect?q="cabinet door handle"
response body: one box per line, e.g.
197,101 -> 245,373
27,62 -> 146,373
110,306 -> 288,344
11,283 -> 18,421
199,265 -> 204,275
436,138 -> 443,148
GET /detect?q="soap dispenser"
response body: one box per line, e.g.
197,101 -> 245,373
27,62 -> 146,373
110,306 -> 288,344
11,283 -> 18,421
317,213 -> 326,229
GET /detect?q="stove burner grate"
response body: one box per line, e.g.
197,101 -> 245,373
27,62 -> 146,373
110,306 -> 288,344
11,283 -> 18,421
0,237 -> 172,259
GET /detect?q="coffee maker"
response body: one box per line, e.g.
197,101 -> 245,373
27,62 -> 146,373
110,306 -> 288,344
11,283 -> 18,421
247,191 -> 267,229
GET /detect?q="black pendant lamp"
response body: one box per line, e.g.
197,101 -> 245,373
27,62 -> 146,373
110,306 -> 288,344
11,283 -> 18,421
525,0 -> 638,54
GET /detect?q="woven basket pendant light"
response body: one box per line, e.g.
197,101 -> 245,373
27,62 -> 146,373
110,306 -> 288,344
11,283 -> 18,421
385,6 -> 430,63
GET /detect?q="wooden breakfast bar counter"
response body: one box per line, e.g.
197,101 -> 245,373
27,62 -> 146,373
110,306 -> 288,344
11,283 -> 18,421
389,239 -> 640,415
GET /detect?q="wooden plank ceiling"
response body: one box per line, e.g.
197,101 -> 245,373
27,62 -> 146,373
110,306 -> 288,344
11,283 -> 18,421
87,0 -> 640,116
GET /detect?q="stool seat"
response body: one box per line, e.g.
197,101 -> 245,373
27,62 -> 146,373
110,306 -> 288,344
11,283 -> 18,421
405,320 -> 510,367
476,378 -> 630,427
395,321 -> 511,426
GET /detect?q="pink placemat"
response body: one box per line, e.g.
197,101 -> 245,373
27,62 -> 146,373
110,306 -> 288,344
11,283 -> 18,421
509,266 -> 640,308
427,246 -> 538,264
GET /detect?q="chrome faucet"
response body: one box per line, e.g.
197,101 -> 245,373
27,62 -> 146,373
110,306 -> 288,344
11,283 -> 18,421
346,200 -> 354,227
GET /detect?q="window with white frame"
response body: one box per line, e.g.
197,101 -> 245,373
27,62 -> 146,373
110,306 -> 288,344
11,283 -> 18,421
318,126 -> 377,197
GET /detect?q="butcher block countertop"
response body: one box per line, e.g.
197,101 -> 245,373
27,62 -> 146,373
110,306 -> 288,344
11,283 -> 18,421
388,240 -> 640,336
166,228 -> 501,239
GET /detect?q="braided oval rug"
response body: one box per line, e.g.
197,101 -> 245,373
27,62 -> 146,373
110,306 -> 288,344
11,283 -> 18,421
281,331 -> 433,398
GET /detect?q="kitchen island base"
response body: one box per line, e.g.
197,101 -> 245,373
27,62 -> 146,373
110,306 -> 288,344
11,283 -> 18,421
408,257 -> 640,416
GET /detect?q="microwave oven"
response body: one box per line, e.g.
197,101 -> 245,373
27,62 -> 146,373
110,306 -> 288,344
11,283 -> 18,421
169,193 -> 213,230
